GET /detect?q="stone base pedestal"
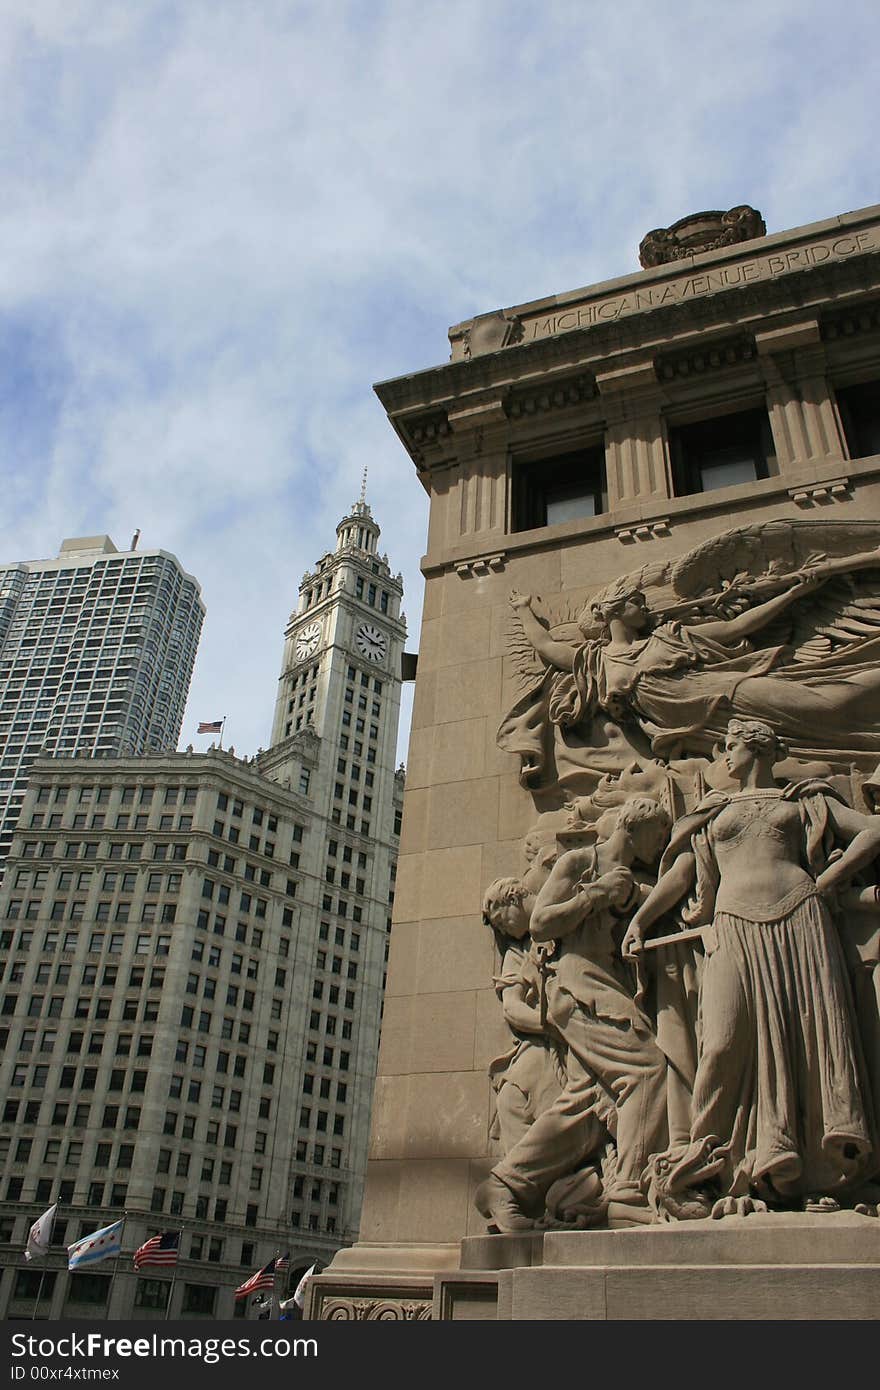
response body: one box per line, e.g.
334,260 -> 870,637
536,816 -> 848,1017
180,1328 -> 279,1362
307,1214 -> 880,1320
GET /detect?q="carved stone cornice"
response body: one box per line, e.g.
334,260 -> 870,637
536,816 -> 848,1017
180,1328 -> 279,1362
596,361 -> 660,395
654,333 -> 757,383
504,371 -> 596,420
821,298 -> 880,341
403,410 -> 451,450
379,254 -> 880,424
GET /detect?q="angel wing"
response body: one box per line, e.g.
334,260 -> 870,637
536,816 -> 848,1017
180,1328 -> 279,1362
508,622 -> 547,689
756,573 -> 880,663
666,518 -> 880,661
669,518 -> 880,598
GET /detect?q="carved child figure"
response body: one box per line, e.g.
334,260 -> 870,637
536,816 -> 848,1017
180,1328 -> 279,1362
476,798 -> 672,1232
482,878 -> 565,1157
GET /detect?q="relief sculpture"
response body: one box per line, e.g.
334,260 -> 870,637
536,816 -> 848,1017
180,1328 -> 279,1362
477,519 -> 880,1231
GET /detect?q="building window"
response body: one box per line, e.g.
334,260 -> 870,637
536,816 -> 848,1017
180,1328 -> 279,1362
836,379 -> 880,459
134,1279 -> 169,1311
182,1284 -> 217,1315
66,1273 -> 110,1306
512,445 -> 607,531
668,407 -> 774,496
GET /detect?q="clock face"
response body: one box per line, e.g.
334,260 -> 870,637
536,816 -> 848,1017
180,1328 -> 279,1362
295,621 -> 321,661
356,622 -> 387,664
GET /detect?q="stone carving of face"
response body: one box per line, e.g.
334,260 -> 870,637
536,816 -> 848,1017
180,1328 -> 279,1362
722,719 -> 779,782
488,898 -> 531,940
630,817 -> 669,867
620,596 -> 650,631
723,730 -> 757,781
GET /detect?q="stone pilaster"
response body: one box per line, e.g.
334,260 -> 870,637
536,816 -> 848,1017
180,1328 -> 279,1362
595,362 -> 671,509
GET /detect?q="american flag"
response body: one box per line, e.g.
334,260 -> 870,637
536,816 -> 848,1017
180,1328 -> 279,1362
234,1258 -> 276,1300
197,719 -> 223,734
133,1230 -> 180,1270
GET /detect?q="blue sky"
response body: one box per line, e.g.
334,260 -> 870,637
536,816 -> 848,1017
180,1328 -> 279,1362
0,0 -> 877,763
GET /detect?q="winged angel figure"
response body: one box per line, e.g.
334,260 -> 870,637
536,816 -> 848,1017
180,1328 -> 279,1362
499,520 -> 880,788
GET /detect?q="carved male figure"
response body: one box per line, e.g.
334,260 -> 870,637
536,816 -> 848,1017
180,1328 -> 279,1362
477,797 -> 671,1231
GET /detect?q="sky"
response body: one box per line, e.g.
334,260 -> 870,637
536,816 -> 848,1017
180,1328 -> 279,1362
0,0 -> 878,766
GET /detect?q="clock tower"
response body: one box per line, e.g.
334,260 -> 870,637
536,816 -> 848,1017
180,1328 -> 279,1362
258,491 -> 406,1247
267,494 -> 405,755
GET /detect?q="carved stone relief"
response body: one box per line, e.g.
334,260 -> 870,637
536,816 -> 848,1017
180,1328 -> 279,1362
477,519 -> 880,1231
320,1297 -> 432,1320
463,311 -> 524,359
639,206 -> 767,269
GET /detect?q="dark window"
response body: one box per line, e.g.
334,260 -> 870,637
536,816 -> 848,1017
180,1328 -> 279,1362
513,446 -> 607,531
67,1273 -> 110,1305
182,1283 -> 217,1315
836,379 -> 880,459
668,407 -> 774,496
14,1270 -> 57,1301
134,1279 -> 169,1310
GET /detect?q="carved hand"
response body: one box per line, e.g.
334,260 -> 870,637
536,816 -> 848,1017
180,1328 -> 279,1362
509,590 -> 533,612
815,865 -> 844,898
621,917 -> 645,957
792,567 -> 825,592
596,866 -> 635,908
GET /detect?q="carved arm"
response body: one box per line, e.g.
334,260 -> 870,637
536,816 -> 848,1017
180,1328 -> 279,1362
499,981 -> 545,1036
815,803 -> 880,896
529,853 -> 625,943
689,574 -> 820,644
509,591 -> 576,672
621,851 -> 696,956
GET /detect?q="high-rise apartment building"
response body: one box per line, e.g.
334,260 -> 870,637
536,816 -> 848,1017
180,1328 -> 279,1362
0,498 -> 406,1319
0,536 -> 205,867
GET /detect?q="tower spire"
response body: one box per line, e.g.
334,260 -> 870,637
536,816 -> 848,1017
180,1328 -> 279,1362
359,467 -> 368,505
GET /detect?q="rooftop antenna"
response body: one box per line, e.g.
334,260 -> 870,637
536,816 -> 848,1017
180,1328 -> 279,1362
359,467 -> 368,505
130,529 -> 140,551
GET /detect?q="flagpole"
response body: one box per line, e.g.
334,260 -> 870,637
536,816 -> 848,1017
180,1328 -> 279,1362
31,1252 -> 49,1322
219,716 -> 227,750
105,1214 -> 127,1318
29,1201 -> 58,1322
164,1226 -> 185,1321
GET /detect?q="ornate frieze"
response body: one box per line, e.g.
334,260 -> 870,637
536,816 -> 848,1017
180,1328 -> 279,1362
320,1297 -> 432,1320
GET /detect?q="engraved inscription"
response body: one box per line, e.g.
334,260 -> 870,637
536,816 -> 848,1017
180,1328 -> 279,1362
527,230 -> 876,342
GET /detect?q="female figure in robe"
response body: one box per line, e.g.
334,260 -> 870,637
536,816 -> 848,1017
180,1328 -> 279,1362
621,719 -> 880,1205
